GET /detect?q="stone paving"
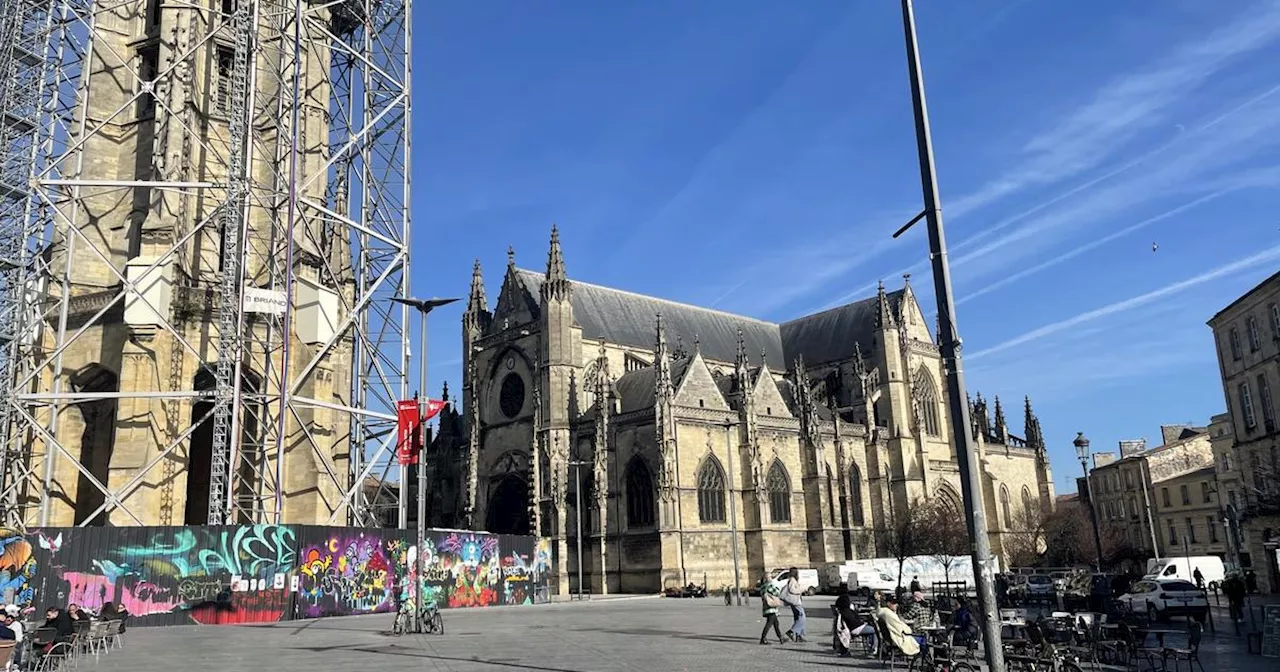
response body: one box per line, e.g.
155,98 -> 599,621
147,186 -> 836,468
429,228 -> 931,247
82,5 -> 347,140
82,595 -> 1263,671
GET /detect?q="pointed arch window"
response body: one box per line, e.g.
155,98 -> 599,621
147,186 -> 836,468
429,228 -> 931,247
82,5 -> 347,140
1021,486 -> 1035,520
767,460 -> 791,524
937,484 -> 962,518
848,462 -> 865,526
625,457 -> 655,528
913,367 -> 941,436
1000,485 -> 1012,527
697,457 -> 726,523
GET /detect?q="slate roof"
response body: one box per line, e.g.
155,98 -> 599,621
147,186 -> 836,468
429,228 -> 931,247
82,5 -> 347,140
510,269 -> 901,371
779,291 -> 904,367
515,269 -> 785,365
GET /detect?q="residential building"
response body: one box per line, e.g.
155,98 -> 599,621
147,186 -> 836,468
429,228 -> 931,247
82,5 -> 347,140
1208,271 -> 1280,593
1087,427 -> 1215,562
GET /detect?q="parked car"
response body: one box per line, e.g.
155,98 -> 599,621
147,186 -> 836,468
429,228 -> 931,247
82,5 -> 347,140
767,567 -> 819,596
1115,578 -> 1208,622
1025,574 -> 1056,602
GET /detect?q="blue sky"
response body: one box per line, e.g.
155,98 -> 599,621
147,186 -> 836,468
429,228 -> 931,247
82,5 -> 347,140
408,0 -> 1280,494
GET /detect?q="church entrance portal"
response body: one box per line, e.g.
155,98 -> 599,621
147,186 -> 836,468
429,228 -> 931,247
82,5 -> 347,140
487,474 -> 531,535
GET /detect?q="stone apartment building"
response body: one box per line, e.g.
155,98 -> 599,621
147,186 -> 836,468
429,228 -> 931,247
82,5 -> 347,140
434,227 -> 1057,593
1088,427 -> 1218,563
1208,271 -> 1280,593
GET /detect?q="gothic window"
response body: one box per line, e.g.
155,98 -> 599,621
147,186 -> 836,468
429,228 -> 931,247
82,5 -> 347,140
1000,485 -> 1012,528
214,47 -> 234,117
499,373 -> 526,419
767,460 -> 791,524
937,484 -> 961,518
1021,486 -> 1034,519
697,457 -> 726,524
849,463 -> 865,526
913,368 -> 941,436
625,457 -> 655,528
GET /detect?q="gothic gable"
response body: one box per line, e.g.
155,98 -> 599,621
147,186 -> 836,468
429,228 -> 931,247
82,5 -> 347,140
491,266 -> 540,330
672,352 -> 729,411
752,368 -> 793,419
897,284 -> 934,344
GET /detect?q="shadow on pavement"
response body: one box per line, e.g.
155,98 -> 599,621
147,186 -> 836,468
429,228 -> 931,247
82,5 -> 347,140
343,646 -> 589,672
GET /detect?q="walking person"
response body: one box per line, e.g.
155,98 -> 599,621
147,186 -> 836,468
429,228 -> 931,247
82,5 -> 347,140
782,567 -> 808,643
757,575 -> 786,645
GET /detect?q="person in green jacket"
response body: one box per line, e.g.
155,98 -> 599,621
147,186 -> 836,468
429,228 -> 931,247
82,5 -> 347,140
758,575 -> 787,645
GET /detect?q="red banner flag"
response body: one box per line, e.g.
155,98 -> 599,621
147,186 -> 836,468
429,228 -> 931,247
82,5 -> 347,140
396,399 -> 420,466
422,398 -> 446,422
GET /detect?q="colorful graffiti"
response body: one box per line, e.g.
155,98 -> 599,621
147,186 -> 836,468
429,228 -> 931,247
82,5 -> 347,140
0,529 -> 36,606
21,525 -> 547,627
298,533 -> 394,617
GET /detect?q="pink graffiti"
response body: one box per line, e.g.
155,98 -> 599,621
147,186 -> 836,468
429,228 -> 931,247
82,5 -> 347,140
62,572 -> 181,617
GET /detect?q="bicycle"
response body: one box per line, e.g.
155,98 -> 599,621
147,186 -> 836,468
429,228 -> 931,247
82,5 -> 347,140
392,601 -> 444,636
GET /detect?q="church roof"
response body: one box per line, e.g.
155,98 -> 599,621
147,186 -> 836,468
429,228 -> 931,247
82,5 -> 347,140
510,268 -> 903,371
778,290 -> 905,367
514,269 -> 785,366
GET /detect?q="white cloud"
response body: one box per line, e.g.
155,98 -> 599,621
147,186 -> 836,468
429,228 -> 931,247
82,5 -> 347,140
966,244 -> 1280,362
948,0 -> 1280,220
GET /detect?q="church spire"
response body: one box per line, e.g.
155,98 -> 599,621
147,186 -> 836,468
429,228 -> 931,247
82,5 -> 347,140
467,258 -> 487,314
654,314 -> 673,402
734,327 -> 749,375
875,280 -> 894,328
993,395 -> 1007,433
507,245 -> 515,269
1024,396 -> 1045,451
542,225 -> 569,301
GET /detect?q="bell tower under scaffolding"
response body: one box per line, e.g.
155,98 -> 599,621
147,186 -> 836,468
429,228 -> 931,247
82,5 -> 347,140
0,0 -> 413,529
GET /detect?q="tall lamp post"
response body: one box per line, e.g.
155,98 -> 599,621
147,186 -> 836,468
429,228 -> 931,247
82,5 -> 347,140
391,296 -> 458,633
895,2 -> 1001,668
721,419 -> 743,606
1074,432 -> 1105,571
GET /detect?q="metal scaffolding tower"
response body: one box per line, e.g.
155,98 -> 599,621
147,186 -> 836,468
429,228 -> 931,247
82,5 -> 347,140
0,0 -> 413,529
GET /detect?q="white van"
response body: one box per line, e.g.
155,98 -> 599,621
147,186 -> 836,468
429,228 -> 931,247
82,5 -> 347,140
1144,556 -> 1226,590
847,570 -> 898,595
769,567 -> 819,596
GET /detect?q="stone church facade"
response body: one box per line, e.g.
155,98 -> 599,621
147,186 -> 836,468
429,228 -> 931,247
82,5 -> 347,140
436,227 -> 1055,594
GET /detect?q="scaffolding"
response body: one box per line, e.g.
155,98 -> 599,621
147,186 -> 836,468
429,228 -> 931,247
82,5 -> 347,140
0,0 -> 413,529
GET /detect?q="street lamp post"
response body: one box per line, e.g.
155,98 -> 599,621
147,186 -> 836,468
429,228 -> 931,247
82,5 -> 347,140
896,2 -> 1002,669
1074,432 -> 1105,571
721,419 -> 742,606
391,296 -> 458,633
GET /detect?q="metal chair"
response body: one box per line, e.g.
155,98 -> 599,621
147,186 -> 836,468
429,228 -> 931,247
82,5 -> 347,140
1162,622 -> 1203,672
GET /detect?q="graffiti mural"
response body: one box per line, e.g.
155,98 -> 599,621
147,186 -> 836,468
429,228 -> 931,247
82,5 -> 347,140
0,529 -> 36,606
21,525 -> 548,627
30,525 -> 297,626
296,528 -> 396,618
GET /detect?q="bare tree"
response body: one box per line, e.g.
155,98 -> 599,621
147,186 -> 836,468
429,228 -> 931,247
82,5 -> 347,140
876,497 -> 929,589
1003,505 -> 1049,568
1041,500 -> 1135,568
920,498 -> 970,586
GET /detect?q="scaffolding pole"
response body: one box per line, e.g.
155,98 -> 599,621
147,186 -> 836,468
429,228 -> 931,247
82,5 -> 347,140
0,0 -> 413,530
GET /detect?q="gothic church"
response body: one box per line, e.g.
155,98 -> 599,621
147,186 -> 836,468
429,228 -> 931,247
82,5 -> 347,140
430,227 -> 1054,594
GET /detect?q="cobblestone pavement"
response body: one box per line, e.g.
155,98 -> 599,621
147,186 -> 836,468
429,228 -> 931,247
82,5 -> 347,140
86,596 -> 1263,671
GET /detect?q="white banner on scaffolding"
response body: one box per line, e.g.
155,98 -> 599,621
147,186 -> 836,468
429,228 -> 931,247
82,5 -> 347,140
243,288 -> 288,314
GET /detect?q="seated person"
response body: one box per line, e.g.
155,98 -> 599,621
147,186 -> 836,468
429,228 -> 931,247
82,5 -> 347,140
834,590 -> 876,655
875,595 -> 922,657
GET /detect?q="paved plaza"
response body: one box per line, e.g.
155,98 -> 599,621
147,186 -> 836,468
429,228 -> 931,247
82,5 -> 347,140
87,596 -> 1263,672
